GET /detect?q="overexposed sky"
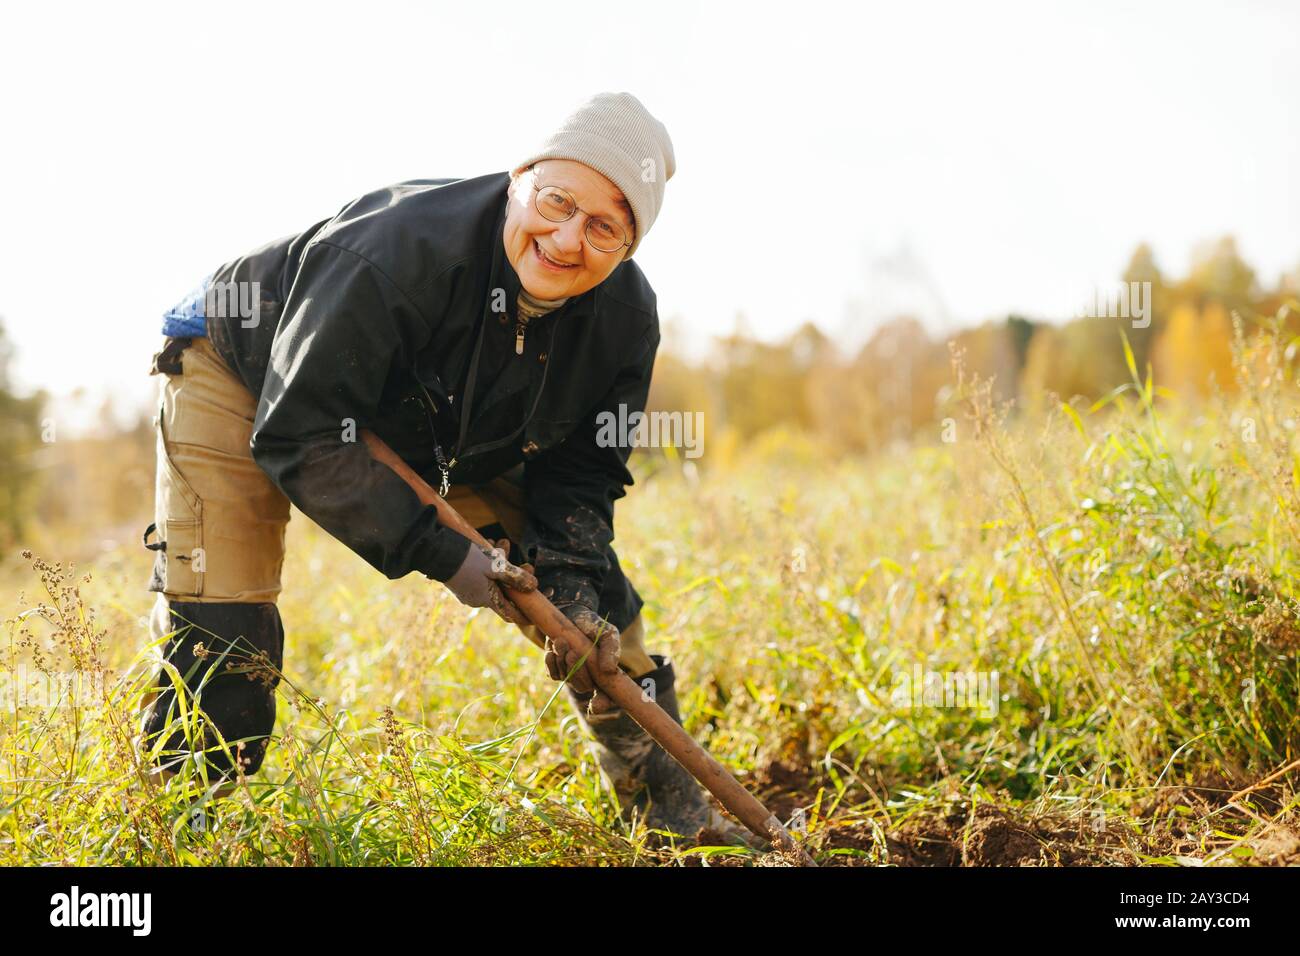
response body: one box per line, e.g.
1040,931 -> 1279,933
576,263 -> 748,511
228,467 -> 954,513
2,0 -> 1297,427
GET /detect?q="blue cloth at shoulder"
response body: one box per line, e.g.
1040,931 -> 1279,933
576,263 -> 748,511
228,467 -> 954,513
161,274 -> 213,337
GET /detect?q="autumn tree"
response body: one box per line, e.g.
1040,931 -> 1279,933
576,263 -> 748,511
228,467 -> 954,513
0,318 -> 46,549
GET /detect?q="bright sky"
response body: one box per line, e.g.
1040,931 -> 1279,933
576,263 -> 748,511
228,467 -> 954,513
2,0 -> 1297,429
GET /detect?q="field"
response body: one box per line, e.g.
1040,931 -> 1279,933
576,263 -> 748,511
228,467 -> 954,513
3,333 -> 1300,867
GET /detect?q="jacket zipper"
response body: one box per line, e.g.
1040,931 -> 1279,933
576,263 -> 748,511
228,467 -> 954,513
515,313 -> 530,355
416,307 -> 560,494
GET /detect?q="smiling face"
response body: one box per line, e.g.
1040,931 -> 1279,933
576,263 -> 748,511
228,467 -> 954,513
503,159 -> 636,300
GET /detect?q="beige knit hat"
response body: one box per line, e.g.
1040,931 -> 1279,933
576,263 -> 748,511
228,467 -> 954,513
513,91 -> 675,260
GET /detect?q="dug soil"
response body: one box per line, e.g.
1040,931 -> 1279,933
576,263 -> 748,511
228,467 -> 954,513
682,755 -> 1300,867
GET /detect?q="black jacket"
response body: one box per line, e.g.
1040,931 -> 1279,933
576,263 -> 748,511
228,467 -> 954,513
204,171 -> 660,611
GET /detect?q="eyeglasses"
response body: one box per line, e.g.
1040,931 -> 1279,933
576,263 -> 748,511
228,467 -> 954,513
529,173 -> 633,254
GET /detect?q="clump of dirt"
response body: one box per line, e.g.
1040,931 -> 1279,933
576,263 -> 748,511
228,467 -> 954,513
885,819 -> 964,866
822,814 -> 965,866
1248,826 -> 1300,866
698,756 -> 1295,867
1187,767 -> 1247,808
749,757 -> 821,822
1185,766 -> 1286,815
811,801 -> 1159,868
1131,765 -> 1283,831
816,804 -> 1099,866
961,804 -> 1091,866
736,758 -> 1112,866
676,790 -> 1289,867
693,825 -> 735,847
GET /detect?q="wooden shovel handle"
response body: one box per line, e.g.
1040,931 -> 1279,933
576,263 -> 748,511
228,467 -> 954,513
361,429 -> 814,863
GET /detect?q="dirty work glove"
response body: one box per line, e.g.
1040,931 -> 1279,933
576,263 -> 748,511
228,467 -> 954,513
443,537 -> 537,626
545,602 -> 621,715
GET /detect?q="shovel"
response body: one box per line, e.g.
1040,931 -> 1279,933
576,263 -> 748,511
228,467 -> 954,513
362,429 -> 815,865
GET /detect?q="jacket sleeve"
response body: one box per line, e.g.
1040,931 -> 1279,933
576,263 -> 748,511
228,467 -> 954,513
522,323 -> 660,611
250,240 -> 472,582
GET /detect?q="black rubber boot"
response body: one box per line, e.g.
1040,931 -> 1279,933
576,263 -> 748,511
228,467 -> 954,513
141,600 -> 284,782
566,654 -> 760,847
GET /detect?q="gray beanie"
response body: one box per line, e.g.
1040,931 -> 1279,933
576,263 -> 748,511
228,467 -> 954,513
513,91 -> 675,260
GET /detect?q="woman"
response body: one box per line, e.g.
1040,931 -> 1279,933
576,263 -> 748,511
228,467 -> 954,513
141,92 -> 745,842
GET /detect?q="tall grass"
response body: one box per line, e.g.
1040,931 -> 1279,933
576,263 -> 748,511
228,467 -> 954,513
2,309 -> 1298,865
